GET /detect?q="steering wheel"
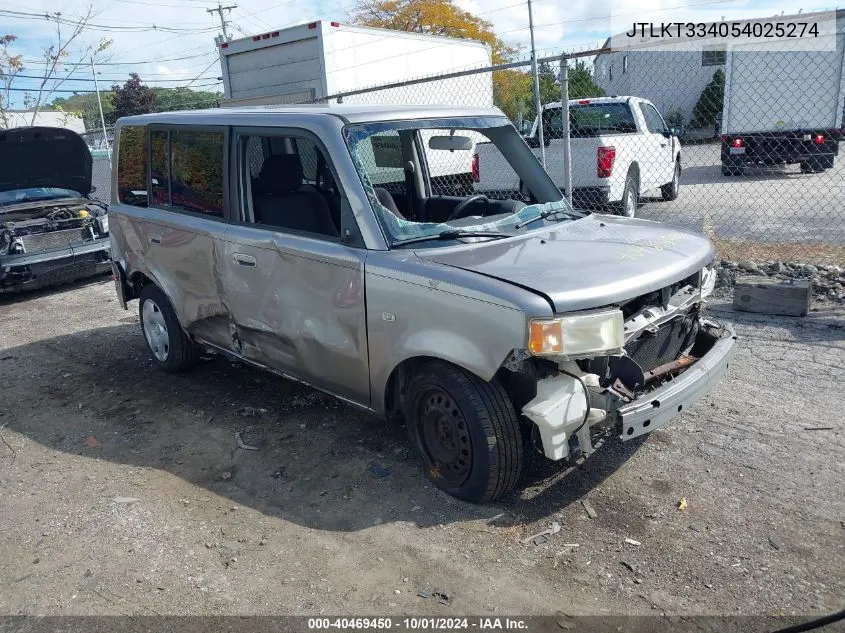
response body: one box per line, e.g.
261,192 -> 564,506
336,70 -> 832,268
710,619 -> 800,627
446,194 -> 490,222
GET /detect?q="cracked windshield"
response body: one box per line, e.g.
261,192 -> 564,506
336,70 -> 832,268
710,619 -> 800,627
344,119 -> 581,246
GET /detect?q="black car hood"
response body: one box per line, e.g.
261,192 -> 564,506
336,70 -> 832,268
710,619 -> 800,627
0,126 -> 93,196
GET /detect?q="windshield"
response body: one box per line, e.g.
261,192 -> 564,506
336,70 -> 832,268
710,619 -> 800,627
0,187 -> 82,207
344,117 -> 579,248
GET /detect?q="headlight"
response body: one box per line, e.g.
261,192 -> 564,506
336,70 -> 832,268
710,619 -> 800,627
528,308 -> 624,358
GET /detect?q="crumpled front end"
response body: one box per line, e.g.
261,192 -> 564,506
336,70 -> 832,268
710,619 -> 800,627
511,265 -> 737,461
0,201 -> 111,293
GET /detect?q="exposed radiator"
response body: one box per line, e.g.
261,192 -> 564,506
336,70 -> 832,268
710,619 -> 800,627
20,227 -> 95,253
624,311 -> 698,372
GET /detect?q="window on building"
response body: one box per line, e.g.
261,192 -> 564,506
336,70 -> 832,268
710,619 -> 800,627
702,48 -> 726,66
622,55 -> 629,74
608,64 -> 613,81
116,126 -> 148,207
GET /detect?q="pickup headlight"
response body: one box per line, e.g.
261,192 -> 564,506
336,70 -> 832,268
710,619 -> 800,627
528,308 -> 624,358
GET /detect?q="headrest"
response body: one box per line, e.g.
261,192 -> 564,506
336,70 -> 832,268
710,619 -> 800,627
255,154 -> 303,195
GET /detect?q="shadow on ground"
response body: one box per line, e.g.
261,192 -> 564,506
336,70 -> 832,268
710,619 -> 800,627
1,322 -> 645,534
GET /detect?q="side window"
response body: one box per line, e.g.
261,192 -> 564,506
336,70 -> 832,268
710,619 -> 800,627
638,104 -> 666,134
116,126 -> 148,206
169,130 -> 225,217
241,133 -> 341,239
150,130 -> 169,207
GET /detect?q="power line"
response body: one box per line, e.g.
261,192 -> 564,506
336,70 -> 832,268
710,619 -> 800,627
11,72 -> 220,83
0,8 -> 220,33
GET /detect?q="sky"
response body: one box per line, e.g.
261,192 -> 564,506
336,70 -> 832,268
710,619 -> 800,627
1,0 -> 839,108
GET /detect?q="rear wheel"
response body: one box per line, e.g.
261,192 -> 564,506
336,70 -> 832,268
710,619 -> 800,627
616,171 -> 639,217
660,160 -> 681,201
139,284 -> 201,373
404,361 -> 523,503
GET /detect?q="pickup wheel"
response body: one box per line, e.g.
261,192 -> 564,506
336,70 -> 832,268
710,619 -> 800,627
617,171 -> 639,218
660,160 -> 681,201
404,361 -> 523,503
138,284 -> 201,373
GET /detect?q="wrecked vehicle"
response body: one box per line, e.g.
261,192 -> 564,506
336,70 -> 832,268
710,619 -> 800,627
0,126 -> 111,293
109,105 -> 736,503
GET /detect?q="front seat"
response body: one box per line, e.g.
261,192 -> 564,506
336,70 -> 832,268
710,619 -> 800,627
253,154 -> 339,237
373,187 -> 406,220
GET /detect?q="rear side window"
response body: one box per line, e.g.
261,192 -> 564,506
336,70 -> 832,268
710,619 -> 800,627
549,103 -> 637,137
639,103 -> 667,134
116,126 -> 148,206
169,130 -> 225,217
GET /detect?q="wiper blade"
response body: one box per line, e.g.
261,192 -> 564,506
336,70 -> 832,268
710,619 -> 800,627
393,229 -> 511,247
514,207 -> 586,230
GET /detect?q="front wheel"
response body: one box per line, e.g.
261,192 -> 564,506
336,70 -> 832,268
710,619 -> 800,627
660,160 -> 681,201
404,361 -> 523,503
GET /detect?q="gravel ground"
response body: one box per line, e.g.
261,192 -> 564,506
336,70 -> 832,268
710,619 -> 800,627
0,278 -> 843,618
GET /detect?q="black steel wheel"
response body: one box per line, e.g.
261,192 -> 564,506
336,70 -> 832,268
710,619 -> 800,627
404,361 -> 522,503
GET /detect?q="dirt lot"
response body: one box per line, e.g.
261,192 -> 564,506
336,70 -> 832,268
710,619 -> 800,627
0,277 -> 843,618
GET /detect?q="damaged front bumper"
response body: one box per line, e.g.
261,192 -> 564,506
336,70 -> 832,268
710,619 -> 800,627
0,237 -> 111,292
522,321 -> 737,461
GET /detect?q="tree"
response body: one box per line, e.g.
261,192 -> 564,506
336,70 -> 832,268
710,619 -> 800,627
152,87 -> 221,112
567,61 -> 604,99
110,73 -> 156,122
691,69 -> 724,128
350,0 -> 515,64
48,92 -> 114,129
0,35 -> 23,127
0,7 -> 112,127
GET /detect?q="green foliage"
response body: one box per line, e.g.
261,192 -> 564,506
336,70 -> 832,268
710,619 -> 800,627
665,108 -> 684,128
691,69 -> 724,128
568,61 -> 605,99
151,87 -> 221,112
110,73 -> 156,122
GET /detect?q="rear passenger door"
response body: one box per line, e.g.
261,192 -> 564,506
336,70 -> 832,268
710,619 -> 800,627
220,128 -> 370,406
132,126 -> 233,350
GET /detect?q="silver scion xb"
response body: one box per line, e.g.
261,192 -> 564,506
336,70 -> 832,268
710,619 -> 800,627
109,105 -> 736,503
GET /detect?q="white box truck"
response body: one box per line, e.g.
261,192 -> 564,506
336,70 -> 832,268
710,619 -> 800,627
217,20 -> 493,191
720,18 -> 845,175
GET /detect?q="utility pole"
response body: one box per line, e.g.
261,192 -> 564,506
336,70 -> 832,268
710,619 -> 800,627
527,0 -> 545,168
90,57 -> 110,159
207,2 -> 237,42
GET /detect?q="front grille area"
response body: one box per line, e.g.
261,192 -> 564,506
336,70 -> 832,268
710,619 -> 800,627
20,227 -> 94,253
624,311 -> 698,372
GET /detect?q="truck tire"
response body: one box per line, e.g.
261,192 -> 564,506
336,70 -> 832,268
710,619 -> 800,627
139,284 -> 201,373
404,361 -> 523,503
660,159 -> 681,201
616,171 -> 639,217
800,157 -> 827,173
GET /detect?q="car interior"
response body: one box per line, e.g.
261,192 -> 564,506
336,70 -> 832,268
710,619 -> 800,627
242,129 -> 528,241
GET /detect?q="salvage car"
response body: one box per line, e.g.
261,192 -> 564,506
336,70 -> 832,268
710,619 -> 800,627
0,126 -> 111,293
109,105 -> 736,503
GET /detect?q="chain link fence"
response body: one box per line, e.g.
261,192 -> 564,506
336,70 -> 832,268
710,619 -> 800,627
301,35 -> 845,265
87,29 -> 845,265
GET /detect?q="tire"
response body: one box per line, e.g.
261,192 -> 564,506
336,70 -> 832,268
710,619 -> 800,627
800,157 -> 826,173
660,160 -> 681,201
138,284 -> 201,373
615,170 -> 639,217
404,361 -> 523,503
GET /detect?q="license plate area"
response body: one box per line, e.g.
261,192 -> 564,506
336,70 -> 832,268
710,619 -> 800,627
729,147 -> 746,155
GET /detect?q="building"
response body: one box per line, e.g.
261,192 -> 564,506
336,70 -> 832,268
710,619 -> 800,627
0,109 -> 86,134
593,9 -> 843,129
593,45 -> 724,128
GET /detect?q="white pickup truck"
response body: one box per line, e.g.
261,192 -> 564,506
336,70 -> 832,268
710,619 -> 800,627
473,96 -> 682,216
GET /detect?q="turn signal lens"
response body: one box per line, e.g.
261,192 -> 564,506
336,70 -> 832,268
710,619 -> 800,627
529,321 -> 563,355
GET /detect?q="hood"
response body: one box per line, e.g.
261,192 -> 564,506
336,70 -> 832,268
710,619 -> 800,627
0,126 -> 93,196
415,214 -> 715,313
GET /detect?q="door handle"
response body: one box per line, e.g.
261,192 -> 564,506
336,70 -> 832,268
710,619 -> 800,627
233,253 -> 257,267
149,233 -> 161,245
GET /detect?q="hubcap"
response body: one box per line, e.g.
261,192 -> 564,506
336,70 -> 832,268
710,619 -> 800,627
142,299 -> 170,362
624,186 -> 636,217
417,389 -> 472,486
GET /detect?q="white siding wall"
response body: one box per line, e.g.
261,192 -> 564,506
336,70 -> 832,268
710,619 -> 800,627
1,110 -> 85,133
593,50 -> 723,126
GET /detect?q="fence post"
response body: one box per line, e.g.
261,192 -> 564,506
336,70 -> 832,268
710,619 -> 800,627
559,54 -> 572,206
